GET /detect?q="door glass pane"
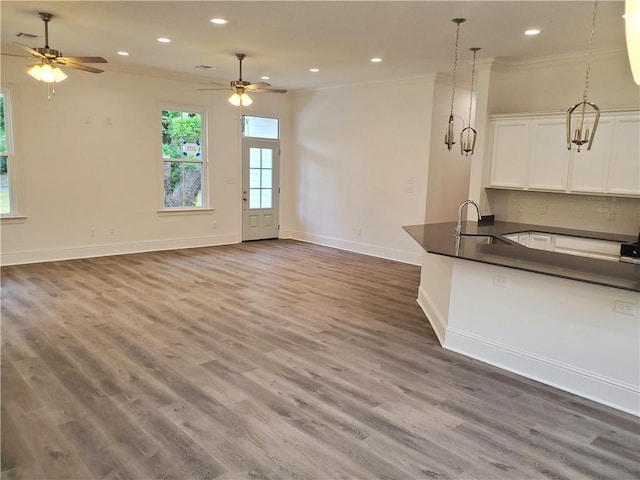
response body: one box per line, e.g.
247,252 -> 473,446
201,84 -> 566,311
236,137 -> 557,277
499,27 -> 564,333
249,169 -> 261,188
261,169 -> 272,188
249,189 -> 261,209
250,148 -> 261,168
261,149 -> 273,168
261,189 -> 272,209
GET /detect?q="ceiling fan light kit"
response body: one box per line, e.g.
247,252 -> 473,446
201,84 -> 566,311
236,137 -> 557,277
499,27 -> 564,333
567,0 -> 601,152
27,61 -> 67,83
229,91 -> 253,107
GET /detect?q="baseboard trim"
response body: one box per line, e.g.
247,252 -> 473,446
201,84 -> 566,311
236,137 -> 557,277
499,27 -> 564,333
416,284 -> 446,346
0,234 -> 241,266
445,327 -> 640,416
280,230 -> 422,265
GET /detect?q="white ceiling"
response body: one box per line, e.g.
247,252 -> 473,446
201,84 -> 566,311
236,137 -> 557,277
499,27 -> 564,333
0,1 -> 628,91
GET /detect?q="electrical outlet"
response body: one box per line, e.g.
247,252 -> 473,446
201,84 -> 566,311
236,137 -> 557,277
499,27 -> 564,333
539,205 -> 548,214
607,210 -> 615,221
614,301 -> 637,316
89,228 -> 95,237
356,228 -> 362,236
518,203 -> 526,213
494,276 -> 509,288
108,228 -> 115,236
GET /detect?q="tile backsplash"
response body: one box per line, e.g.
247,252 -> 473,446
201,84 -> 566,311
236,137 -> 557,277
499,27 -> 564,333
486,189 -> 640,237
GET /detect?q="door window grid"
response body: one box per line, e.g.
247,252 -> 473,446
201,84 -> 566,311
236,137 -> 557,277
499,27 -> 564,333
249,147 -> 273,209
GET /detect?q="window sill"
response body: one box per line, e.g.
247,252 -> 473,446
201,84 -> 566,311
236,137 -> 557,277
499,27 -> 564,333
0,215 -> 27,224
157,208 -> 215,217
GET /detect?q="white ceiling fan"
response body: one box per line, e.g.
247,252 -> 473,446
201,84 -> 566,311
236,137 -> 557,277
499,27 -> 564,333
198,53 -> 287,106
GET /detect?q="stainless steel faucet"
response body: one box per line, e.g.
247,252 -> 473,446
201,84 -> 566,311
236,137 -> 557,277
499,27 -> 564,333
455,199 -> 482,237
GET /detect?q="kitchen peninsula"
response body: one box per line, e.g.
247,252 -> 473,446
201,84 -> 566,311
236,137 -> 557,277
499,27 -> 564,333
405,221 -> 640,415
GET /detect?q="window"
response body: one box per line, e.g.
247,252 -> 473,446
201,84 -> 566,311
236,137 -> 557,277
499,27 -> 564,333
0,90 -> 15,216
161,108 -> 206,209
242,116 -> 279,139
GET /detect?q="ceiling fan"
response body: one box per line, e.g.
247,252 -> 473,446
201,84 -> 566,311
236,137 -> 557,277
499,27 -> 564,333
13,12 -> 107,81
198,53 -> 287,106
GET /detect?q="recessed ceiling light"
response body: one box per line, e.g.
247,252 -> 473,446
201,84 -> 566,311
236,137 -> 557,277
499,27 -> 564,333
117,51 -> 129,56
309,68 -> 320,73
157,37 -> 171,43
370,57 -> 382,63
210,18 -> 228,24
525,29 -> 541,36
261,76 -> 270,80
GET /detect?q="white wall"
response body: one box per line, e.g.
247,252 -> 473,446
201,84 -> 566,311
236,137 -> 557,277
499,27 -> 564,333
285,76 -> 439,264
0,56 -> 291,264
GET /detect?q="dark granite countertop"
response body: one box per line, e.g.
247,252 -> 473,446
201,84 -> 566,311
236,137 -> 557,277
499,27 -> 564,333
403,221 -> 640,293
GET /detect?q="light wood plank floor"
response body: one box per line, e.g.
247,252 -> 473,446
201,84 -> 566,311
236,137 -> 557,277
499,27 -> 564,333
2,239 -> 639,479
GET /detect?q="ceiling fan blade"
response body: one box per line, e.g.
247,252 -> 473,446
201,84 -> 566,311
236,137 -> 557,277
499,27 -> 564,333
1,52 -> 32,59
196,87 -> 232,91
246,82 -> 271,88
249,87 -> 288,94
57,56 -> 108,64
62,62 -> 104,74
12,42 -> 45,58
208,81 -> 231,87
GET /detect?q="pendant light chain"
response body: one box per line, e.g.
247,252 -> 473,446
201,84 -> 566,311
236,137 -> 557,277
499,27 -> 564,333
467,48 -> 478,129
582,0 -> 598,102
449,20 -> 463,117
445,18 -> 466,150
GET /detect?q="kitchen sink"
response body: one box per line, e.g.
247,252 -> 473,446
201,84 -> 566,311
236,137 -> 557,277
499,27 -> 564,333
458,234 -> 512,246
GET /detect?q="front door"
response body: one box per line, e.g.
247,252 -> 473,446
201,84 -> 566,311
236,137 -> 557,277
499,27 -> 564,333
242,138 -> 280,241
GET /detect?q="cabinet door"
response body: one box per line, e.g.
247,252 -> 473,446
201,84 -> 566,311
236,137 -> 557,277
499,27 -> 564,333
489,121 -> 529,188
568,118 -> 614,193
528,118 -> 570,191
607,115 -> 640,196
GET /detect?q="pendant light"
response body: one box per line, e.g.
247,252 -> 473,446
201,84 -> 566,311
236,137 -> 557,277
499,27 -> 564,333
445,18 -> 466,150
567,0 -> 600,152
461,47 -> 480,156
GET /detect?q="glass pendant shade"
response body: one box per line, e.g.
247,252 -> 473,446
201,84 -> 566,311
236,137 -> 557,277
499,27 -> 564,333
27,62 -> 67,83
460,126 -> 477,156
229,91 -> 252,106
567,101 -> 600,152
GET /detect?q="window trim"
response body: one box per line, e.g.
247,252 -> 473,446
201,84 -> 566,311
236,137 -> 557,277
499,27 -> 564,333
159,104 -> 209,212
0,87 -> 20,219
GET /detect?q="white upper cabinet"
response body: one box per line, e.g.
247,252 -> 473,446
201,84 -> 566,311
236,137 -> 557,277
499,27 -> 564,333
528,118 -> 570,191
568,118 -> 614,193
489,121 -> 529,188
607,116 -> 640,196
488,111 -> 639,197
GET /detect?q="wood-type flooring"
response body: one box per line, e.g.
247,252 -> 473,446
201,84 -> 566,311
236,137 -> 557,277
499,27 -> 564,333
2,239 -> 639,479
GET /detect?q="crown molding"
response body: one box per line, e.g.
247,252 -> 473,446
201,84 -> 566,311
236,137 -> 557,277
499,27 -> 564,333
496,48 -> 627,71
